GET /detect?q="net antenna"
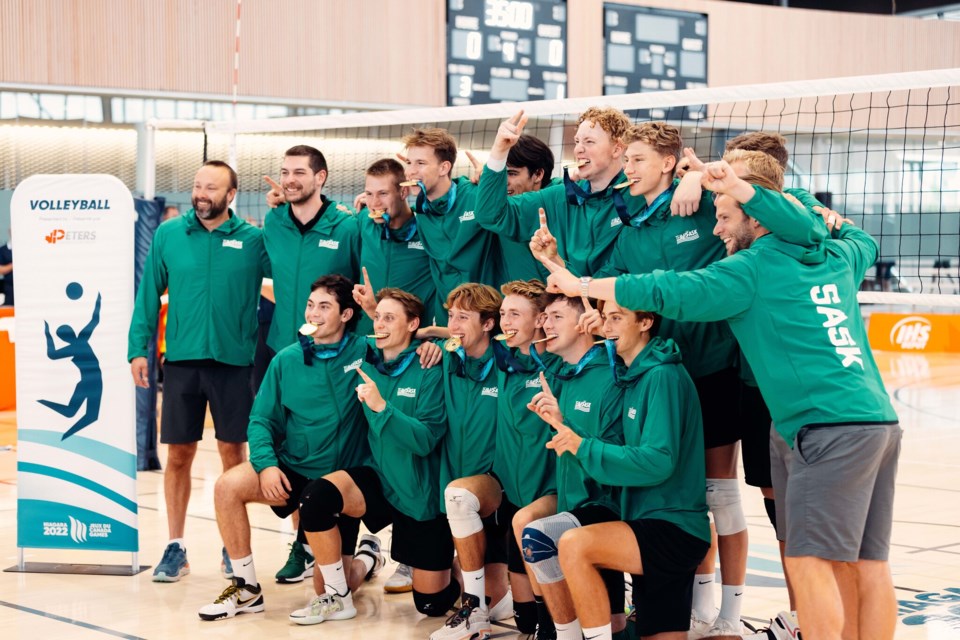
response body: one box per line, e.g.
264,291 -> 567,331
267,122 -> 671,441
145,68 -> 960,308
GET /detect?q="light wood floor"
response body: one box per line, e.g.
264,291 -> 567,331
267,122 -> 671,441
1,350 -> 959,639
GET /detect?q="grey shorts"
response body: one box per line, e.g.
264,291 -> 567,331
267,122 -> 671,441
770,422 -> 901,562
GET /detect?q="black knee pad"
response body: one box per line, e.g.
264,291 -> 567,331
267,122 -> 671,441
298,477 -> 344,533
413,581 -> 461,617
514,599 -> 537,634
764,497 -> 778,534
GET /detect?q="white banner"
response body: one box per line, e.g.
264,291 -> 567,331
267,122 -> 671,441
11,174 -> 138,552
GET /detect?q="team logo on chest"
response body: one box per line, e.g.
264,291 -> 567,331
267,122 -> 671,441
481,386 -> 498,398
675,229 -> 699,244
222,239 -> 243,249
628,407 -> 637,419
397,387 -> 417,398
574,400 -> 592,413
318,239 -> 340,250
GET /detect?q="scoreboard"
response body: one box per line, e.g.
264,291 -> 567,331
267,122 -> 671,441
447,0 -> 568,106
603,3 -> 708,115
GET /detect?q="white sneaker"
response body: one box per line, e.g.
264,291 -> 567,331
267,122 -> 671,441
768,611 -> 801,640
688,609 -> 719,639
356,533 -> 386,581
384,562 -> 414,593
705,617 -> 746,637
488,590 -> 514,621
289,592 -> 357,625
198,577 -> 265,621
429,595 -> 491,640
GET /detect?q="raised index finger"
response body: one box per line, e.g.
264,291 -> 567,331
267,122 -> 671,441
356,368 -> 374,384
263,175 -> 282,192
362,265 -> 372,289
538,207 -> 548,230
581,296 -> 593,311
539,371 -> 555,397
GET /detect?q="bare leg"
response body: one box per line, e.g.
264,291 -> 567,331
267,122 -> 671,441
214,461 -> 284,558
216,439 -> 246,471
164,442 -> 198,540
855,559 -> 896,640
785,556 -> 844,640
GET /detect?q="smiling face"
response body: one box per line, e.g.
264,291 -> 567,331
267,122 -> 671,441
191,164 -> 235,220
373,297 -> 419,355
542,298 -> 585,362
713,194 -> 757,256
601,300 -> 647,358
499,294 -> 543,349
572,120 -> 624,182
280,154 -> 325,205
447,304 -> 494,356
404,145 -> 451,197
506,165 -> 543,196
304,287 -> 349,343
364,173 -> 404,216
624,140 -> 675,200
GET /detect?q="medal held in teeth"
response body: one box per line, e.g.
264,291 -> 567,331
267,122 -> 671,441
494,332 -> 517,341
563,160 -> 588,169
368,209 -> 386,220
299,322 -> 318,336
445,336 -> 462,352
399,180 -> 419,187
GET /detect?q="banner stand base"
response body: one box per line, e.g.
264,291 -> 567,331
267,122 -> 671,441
5,563 -> 150,576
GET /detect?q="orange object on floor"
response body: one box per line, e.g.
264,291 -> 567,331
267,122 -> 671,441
0,307 -> 14,411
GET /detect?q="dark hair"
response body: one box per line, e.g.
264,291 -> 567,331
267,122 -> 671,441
541,292 -> 586,316
507,135 -> 554,189
285,144 -> 328,175
366,157 -> 406,187
310,274 -> 360,332
376,287 -> 426,327
596,299 -> 661,337
203,160 -> 238,191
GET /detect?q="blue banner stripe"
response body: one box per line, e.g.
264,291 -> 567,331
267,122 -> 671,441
17,462 -> 138,513
18,429 -> 136,478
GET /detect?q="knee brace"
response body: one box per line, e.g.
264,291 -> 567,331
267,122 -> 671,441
444,486 -> 484,539
513,599 -> 538,634
298,477 -> 344,533
705,478 -> 746,536
414,580 -> 461,617
521,512 -> 579,584
763,497 -> 778,534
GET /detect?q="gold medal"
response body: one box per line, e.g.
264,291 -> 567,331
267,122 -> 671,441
445,336 -> 462,352
299,322 -> 318,336
494,331 -> 517,341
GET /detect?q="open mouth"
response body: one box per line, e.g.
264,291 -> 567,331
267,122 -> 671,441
613,179 -> 638,190
444,335 -> 463,352
299,322 -> 319,336
399,180 -> 419,187
368,333 -> 390,339
563,160 -> 589,169
494,331 -> 517,341
531,334 -> 558,345
596,336 -> 619,344
368,209 -> 386,219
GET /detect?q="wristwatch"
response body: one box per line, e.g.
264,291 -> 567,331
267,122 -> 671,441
580,276 -> 592,298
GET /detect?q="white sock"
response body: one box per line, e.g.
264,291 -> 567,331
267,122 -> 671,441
302,543 -> 313,557
230,554 -> 257,587
462,568 -> 486,610
555,619 -> 582,640
168,538 -> 185,550
692,573 -> 716,619
581,622 -> 611,640
356,553 -> 375,576
319,560 -> 351,599
718,584 -> 744,625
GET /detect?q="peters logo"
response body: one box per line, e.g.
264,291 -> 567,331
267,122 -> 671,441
407,241 -> 424,250
890,316 -> 932,350
675,229 -> 700,244
574,400 -> 592,413
343,358 -> 362,374
318,239 -> 340,250
45,229 -> 97,244
481,386 -> 498,398
628,407 -> 637,419
610,217 -> 623,228
222,239 -> 243,249
459,211 -> 476,223
397,387 -> 417,398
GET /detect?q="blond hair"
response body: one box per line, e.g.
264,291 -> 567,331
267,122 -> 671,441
623,122 -> 682,162
445,283 -> 502,324
723,149 -> 785,190
402,128 -> 458,166
577,107 -> 631,143
725,131 -> 789,169
500,279 -> 547,311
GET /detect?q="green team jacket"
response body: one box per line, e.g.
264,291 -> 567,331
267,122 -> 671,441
595,190 -> 738,379
476,166 -> 644,277
614,186 -> 898,445
438,343 -> 500,511
415,177 -> 501,323
493,348 -> 561,507
248,334 -> 370,478
358,213 -> 437,332
128,210 -> 267,364
493,176 -> 564,285
576,337 -> 710,543
263,198 -> 361,352
554,346 -> 624,513
361,342 -> 447,521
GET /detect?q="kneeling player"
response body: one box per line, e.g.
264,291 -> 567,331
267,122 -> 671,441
556,300 -> 710,640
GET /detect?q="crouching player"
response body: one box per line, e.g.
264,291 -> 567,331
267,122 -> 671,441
431,280 -> 561,640
289,288 -> 460,624
556,300 -> 710,640
518,293 -> 626,640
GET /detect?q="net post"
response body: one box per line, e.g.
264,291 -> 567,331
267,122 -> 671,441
136,121 -> 156,200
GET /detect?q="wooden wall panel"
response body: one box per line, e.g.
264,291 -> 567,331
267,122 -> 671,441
0,0 -> 958,107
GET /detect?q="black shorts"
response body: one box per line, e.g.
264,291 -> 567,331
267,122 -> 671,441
346,466 -> 455,572
570,505 -> 626,615
740,383 -> 774,488
694,367 -> 742,449
160,362 -> 253,444
627,519 -> 710,637
271,463 -> 360,556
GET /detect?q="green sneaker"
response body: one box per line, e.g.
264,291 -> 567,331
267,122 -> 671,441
275,540 -> 315,583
